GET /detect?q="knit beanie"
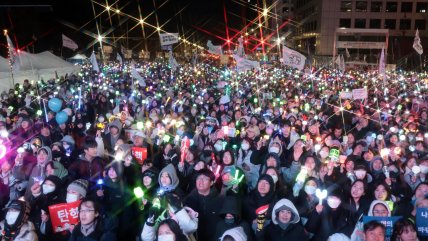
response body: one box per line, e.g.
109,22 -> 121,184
67,179 -> 89,197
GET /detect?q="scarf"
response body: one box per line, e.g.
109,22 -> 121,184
277,220 -> 290,230
80,220 -> 97,237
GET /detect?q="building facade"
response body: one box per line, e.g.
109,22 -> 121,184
287,0 -> 427,59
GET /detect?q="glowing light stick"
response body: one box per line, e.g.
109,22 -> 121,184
296,167 -> 308,183
315,189 -> 327,205
96,178 -> 104,191
153,197 -> 161,209
412,166 -> 421,175
133,187 -> 144,199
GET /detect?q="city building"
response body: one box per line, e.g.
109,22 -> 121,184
286,0 -> 427,62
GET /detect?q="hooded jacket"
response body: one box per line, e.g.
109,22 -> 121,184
263,198 -> 308,241
350,200 -> 391,241
215,196 -> 253,241
220,227 -> 247,241
25,146 -> 53,199
158,164 -> 180,193
0,220 -> 38,241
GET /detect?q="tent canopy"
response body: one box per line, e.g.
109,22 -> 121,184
0,51 -> 80,91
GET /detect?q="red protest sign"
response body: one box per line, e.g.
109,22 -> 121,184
132,147 -> 148,165
48,201 -> 81,233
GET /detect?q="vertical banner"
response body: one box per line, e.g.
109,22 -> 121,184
48,201 -> 81,233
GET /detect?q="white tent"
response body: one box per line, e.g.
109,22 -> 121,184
68,53 -> 87,60
0,51 -> 80,91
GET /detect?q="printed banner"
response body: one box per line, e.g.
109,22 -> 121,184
363,216 -> 401,241
48,201 -> 81,233
416,208 -> 428,236
159,33 -> 179,46
62,34 -> 78,51
352,88 -> 368,100
282,45 -> 306,70
132,147 -> 148,165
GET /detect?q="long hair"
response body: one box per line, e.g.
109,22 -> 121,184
156,218 -> 188,241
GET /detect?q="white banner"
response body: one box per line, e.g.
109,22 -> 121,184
337,41 -> 386,49
131,68 -> 146,87
207,40 -> 223,55
282,46 -> 306,70
62,34 -> 78,51
352,88 -> 368,100
413,29 -> 424,55
159,33 -> 179,46
233,54 -> 260,72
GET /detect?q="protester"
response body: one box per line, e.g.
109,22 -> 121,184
0,57 -> 426,241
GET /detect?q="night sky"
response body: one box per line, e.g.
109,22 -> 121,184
0,0 -> 259,57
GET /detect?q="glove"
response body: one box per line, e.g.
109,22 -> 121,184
146,207 -> 160,226
166,193 -> 182,214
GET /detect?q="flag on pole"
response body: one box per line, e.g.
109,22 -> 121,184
130,67 -> 146,87
233,54 -> 260,72
62,34 -> 78,51
345,48 -> 351,58
207,40 -> 223,55
335,54 -> 345,73
413,29 -> 423,55
89,52 -> 99,72
282,45 -> 306,70
159,33 -> 179,46
169,50 -> 179,71
6,34 -> 20,72
116,53 -> 123,65
236,37 -> 245,57
378,48 -> 386,79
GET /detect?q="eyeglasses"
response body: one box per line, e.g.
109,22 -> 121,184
80,209 -> 95,214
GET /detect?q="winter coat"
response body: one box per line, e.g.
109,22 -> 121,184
214,196 -> 253,241
184,188 -> 222,241
141,208 -> 198,241
0,220 -> 39,241
350,200 -> 391,241
69,216 -> 118,241
68,154 -> 105,183
263,199 -> 309,241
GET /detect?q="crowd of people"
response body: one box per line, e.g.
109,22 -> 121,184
0,59 -> 426,241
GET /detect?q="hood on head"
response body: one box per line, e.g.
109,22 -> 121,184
272,198 -> 300,225
158,164 -> 179,190
219,196 -> 241,218
38,146 -> 52,163
109,119 -> 123,134
268,140 -> 283,156
368,200 -> 391,217
220,227 -> 247,241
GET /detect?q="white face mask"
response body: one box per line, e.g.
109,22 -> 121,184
327,197 -> 341,209
6,210 -> 20,225
304,185 -> 317,195
158,234 -> 174,241
355,170 -> 367,179
269,146 -> 280,154
241,143 -> 250,151
214,143 -> 223,152
63,143 -> 70,150
42,184 -> 55,194
66,193 -> 80,203
270,175 -> 278,184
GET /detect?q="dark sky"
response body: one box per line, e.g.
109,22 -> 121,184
0,0 -> 259,57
